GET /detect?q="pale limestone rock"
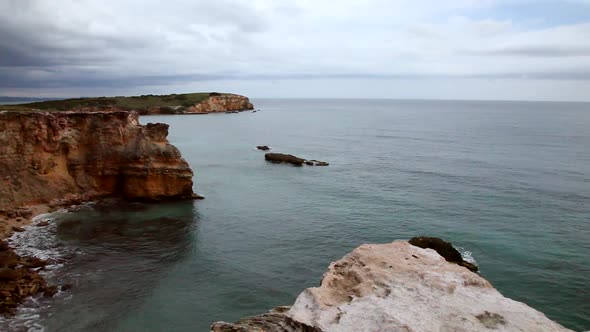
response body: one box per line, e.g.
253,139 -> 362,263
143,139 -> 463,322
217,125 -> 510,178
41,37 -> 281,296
211,241 -> 572,332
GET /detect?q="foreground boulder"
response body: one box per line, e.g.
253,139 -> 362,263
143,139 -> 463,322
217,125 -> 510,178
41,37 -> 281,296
211,240 -> 571,332
265,153 -> 329,167
0,110 -> 196,213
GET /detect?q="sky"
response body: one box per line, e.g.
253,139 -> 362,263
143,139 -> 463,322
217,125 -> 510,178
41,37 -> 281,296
1,0 -> 590,101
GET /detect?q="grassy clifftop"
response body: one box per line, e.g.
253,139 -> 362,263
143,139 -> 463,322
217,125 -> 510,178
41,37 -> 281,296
1,92 -> 225,112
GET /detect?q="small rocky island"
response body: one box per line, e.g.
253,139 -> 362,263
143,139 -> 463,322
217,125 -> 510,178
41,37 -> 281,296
211,238 -> 572,332
265,153 -> 329,166
3,92 -> 254,115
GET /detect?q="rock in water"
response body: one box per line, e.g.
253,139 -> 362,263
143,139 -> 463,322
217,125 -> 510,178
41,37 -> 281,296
409,236 -> 478,272
264,154 -> 329,167
265,153 -> 306,166
257,145 -> 271,151
308,160 -> 329,166
211,240 -> 572,332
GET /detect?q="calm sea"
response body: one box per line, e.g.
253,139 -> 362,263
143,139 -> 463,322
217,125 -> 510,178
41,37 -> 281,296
2,99 -> 589,331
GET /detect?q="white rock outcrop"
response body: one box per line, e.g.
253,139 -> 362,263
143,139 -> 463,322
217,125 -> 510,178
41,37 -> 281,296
211,240 -> 572,332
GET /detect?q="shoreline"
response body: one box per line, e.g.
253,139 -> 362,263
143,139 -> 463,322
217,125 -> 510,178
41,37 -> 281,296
0,205 -> 51,241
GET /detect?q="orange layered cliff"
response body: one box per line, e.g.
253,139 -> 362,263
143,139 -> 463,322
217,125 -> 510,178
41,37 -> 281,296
0,110 -> 195,212
185,94 -> 254,113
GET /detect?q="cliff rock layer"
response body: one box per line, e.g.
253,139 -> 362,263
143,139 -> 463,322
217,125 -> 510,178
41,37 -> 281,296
185,94 -> 254,113
0,110 -> 195,212
211,241 -> 572,332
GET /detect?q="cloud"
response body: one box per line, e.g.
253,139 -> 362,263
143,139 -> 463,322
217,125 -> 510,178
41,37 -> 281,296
0,0 -> 589,100
466,45 -> 590,57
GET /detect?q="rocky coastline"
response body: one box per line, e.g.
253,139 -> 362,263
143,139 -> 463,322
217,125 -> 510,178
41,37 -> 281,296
211,239 -> 573,332
0,109 -> 199,315
5,92 -> 254,115
0,107 -> 575,330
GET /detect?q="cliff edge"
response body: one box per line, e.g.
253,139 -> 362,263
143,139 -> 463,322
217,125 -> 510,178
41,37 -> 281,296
6,92 -> 254,115
0,110 -> 195,214
211,240 -> 572,332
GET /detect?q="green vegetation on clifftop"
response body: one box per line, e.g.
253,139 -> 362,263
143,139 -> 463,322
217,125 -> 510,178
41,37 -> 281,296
1,92 -> 227,112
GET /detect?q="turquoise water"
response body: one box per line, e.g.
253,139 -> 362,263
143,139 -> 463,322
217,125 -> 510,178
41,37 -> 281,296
3,99 -> 589,331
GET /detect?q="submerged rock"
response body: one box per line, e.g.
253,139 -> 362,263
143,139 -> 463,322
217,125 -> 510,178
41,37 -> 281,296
307,160 -> 329,166
409,236 -> 478,272
211,240 -> 572,332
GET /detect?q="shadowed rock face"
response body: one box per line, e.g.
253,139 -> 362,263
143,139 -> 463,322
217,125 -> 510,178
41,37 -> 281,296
409,236 -> 478,272
210,241 -> 572,332
0,110 -> 195,212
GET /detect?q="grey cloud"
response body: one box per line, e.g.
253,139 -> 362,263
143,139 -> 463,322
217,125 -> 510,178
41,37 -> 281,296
3,69 -> 590,90
1,0 -> 589,99
464,45 -> 590,57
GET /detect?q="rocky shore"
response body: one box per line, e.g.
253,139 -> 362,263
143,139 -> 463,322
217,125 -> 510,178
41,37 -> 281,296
0,240 -> 58,316
211,239 -> 572,332
0,109 -> 199,315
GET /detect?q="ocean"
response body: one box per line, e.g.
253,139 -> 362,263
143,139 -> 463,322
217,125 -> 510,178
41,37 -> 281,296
2,99 -> 589,331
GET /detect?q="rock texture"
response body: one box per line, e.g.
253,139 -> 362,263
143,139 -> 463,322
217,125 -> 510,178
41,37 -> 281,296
185,94 -> 254,114
0,240 -> 57,316
0,110 -> 196,214
211,240 -> 572,332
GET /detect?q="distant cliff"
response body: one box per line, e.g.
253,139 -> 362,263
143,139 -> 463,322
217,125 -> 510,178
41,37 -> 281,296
0,110 -> 195,213
211,240 -> 572,332
5,92 -> 254,115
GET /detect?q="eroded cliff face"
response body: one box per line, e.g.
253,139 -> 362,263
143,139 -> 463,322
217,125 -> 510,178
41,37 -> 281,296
185,94 -> 254,113
0,110 -> 195,212
211,241 -> 572,332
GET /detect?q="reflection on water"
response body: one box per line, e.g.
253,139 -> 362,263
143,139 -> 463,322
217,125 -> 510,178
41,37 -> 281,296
1,200 -> 199,332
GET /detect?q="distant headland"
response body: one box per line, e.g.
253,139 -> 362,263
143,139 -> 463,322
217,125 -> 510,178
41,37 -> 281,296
0,92 -> 254,115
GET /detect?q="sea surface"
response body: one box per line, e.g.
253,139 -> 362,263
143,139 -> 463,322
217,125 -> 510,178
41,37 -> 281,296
2,99 -> 589,331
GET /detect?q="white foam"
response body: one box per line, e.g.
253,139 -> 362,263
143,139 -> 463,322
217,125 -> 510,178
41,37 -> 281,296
457,247 -> 477,265
1,210 -> 79,331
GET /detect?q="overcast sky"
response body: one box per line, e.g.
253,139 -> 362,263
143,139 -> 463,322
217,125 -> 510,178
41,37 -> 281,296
1,0 -> 590,101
